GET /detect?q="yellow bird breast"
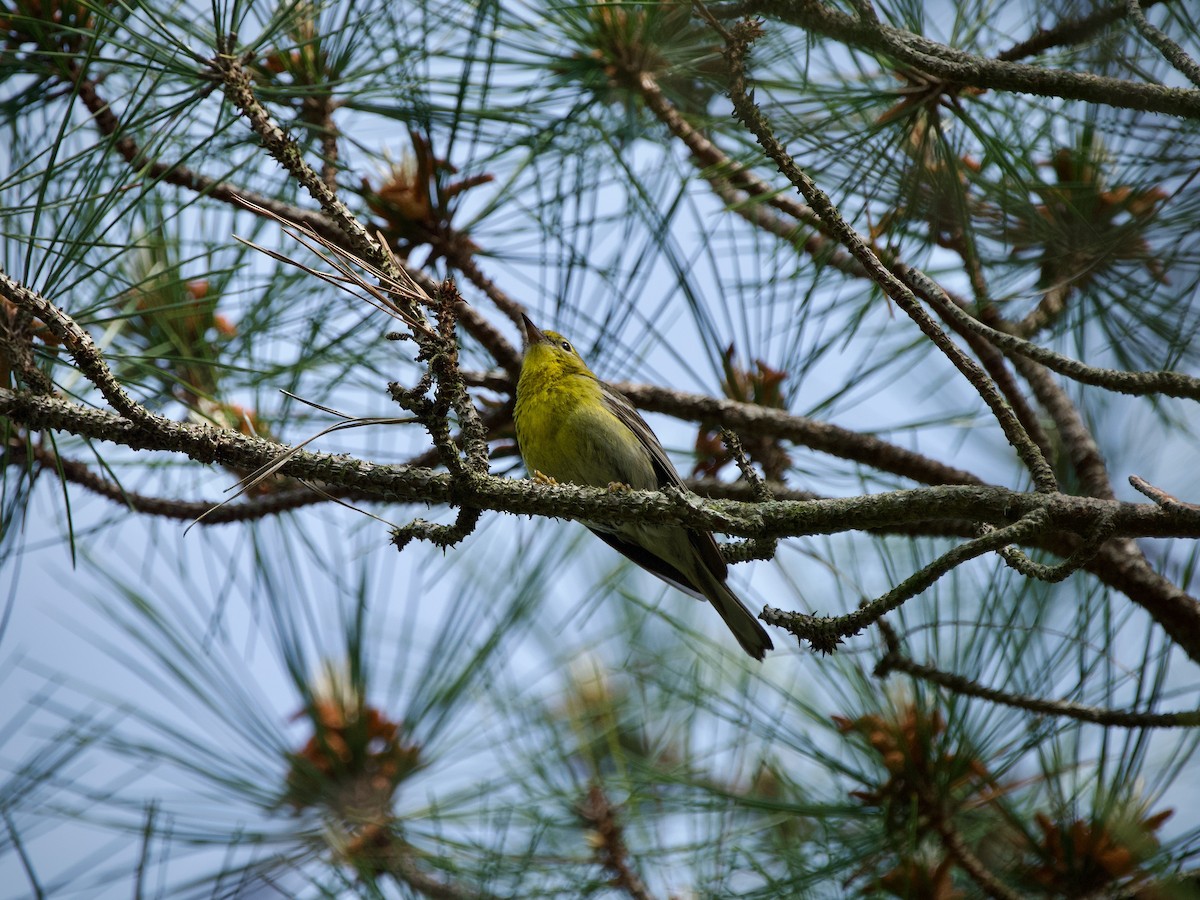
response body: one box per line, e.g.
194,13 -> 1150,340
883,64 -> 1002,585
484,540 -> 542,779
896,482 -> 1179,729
516,373 -> 655,492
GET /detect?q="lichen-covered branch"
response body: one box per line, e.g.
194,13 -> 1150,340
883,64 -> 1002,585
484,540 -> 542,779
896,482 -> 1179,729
1126,0 -> 1200,88
0,269 -> 151,423
761,510 -> 1052,652
10,389 -> 1200,542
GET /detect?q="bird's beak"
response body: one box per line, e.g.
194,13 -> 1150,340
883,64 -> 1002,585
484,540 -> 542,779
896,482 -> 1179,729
520,313 -> 546,348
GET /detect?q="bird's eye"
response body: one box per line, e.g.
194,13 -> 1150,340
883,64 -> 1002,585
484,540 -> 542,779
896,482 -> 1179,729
561,340 -> 572,352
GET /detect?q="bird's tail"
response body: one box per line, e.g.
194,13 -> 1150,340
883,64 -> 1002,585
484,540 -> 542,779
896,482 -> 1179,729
696,567 -> 774,661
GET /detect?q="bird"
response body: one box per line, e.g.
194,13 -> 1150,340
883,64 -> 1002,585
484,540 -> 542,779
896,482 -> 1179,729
513,314 -> 773,660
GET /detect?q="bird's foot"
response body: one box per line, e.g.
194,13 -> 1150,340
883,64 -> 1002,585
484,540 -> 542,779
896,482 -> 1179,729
532,470 -> 559,486
606,481 -> 632,492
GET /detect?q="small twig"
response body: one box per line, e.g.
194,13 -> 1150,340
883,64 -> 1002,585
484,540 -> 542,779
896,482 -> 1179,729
718,428 -> 778,562
391,507 -> 482,552
996,1 -> 1163,62
577,784 -> 658,900
1126,0 -> 1200,88
437,232 -> 528,332
211,37 -> 421,322
1130,474 -> 1199,512
875,620 -> 1200,728
762,510 -> 1051,652
1008,354 -> 1112,500
992,509 -> 1117,582
935,233 -> 1057,466
929,282 -> 1057,473
386,282 -> 488,549
400,404 -> 511,471
304,94 -> 342,192
9,440 -> 347,522
455,300 -> 523,382
1012,281 -> 1074,338
430,281 -> 491,477
722,428 -> 772,503
916,783 -> 1024,900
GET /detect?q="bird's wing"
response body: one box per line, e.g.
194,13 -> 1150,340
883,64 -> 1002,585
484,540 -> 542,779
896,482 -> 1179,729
597,381 -> 686,490
597,380 -> 729,583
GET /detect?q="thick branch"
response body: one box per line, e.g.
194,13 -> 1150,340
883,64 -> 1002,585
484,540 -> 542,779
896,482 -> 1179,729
9,390 -> 1200,540
8,387 -> 1200,657
13,447 -> 1189,638
614,382 -> 985,486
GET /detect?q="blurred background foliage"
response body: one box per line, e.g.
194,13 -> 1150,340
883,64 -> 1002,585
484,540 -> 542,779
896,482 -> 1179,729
1,0 -> 1200,897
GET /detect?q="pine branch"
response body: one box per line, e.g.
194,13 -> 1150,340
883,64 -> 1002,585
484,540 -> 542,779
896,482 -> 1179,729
67,60 -> 350,248
715,16 -> 1061,493
578,784 -> 658,900
904,267 -> 1200,402
875,620 -> 1200,728
5,440 -> 365,523
0,269 -> 151,423
1126,0 -> 1200,88
711,0 -> 1200,119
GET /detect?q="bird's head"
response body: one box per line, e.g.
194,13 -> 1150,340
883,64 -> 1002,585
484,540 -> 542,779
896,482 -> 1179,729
520,314 -> 594,379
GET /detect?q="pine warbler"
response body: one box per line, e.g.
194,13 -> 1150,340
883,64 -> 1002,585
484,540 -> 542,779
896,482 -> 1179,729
514,315 -> 773,660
